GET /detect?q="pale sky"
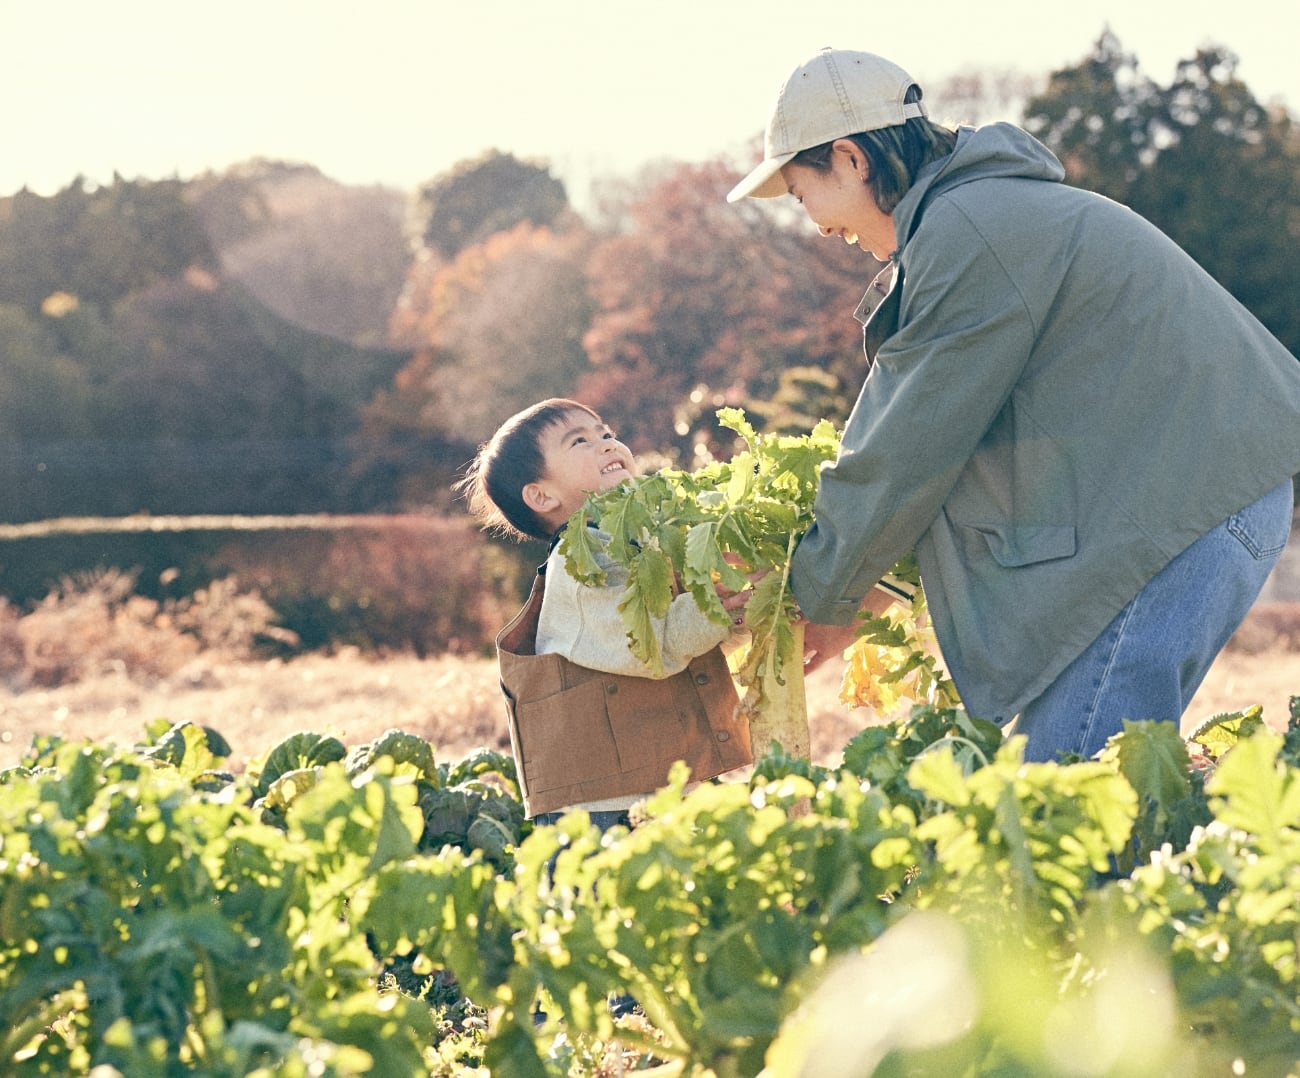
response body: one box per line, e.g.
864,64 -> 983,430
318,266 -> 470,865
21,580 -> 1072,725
3,0 -> 1297,204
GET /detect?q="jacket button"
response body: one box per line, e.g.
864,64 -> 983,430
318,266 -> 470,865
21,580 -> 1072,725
606,683 -> 618,695
694,673 -> 710,685
717,732 -> 730,742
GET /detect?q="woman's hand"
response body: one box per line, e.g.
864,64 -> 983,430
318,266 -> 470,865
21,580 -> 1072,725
801,591 -> 894,671
801,620 -> 860,672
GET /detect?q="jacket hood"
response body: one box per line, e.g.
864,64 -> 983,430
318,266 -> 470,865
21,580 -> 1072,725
892,123 -> 1066,250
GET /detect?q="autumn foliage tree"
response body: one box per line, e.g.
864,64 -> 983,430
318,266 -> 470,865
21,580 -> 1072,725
358,221 -> 597,506
413,150 -> 573,260
577,159 -> 879,463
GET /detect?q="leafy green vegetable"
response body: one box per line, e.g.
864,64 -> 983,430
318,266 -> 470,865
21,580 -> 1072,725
417,781 -> 525,867
0,736 -> 436,1075
561,409 -> 836,686
1186,705 -> 1268,762
559,410 -> 849,765
441,746 -> 519,790
6,699 -> 1298,1075
247,730 -> 347,799
346,727 -> 440,785
559,409 -> 943,766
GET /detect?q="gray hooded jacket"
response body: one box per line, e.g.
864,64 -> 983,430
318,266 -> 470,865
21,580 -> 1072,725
790,122 -> 1300,721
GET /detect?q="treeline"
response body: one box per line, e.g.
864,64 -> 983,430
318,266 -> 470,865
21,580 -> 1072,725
2,33 -> 1298,529
0,161 -> 414,522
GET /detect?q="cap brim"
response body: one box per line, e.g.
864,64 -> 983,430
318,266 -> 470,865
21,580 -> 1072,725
726,151 -> 796,203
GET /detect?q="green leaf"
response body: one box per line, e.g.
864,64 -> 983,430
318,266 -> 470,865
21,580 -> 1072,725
683,521 -> 746,623
907,747 -> 973,807
250,732 -> 347,799
1104,720 -> 1191,815
616,549 -> 674,673
443,747 -> 519,790
482,1012 -> 551,1077
558,511 -> 606,584
137,721 -> 224,779
1187,706 -> 1267,762
1207,730 -> 1300,854
345,728 -> 439,785
716,406 -> 757,445
364,779 -> 422,872
597,479 -> 657,564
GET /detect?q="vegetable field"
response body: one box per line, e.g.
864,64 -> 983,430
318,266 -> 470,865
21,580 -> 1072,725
3,412 -> 1297,1074
3,703 -> 1299,1076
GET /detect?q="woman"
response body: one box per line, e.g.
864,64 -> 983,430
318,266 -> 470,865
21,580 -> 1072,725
728,48 -> 1300,760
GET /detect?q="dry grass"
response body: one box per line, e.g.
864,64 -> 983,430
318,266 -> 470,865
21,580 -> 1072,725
1,568 -> 1296,772
0,649 -> 507,771
2,604 -> 1297,774
0,569 -> 292,690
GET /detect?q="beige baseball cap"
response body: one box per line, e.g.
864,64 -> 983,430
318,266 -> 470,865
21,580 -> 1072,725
727,48 -> 926,203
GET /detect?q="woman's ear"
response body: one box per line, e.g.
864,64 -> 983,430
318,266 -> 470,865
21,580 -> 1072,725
831,137 -> 870,184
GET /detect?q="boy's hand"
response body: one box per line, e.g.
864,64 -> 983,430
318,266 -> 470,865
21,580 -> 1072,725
717,555 -> 765,623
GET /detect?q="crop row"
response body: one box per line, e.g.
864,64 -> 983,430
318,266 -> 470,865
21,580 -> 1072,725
2,703 -> 1298,1076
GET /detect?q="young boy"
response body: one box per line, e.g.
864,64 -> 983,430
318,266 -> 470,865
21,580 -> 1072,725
458,398 -> 754,830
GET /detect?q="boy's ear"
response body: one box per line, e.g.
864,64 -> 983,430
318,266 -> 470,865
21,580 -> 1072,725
522,483 -> 557,515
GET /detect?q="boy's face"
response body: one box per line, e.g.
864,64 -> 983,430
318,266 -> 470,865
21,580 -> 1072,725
527,409 -> 636,530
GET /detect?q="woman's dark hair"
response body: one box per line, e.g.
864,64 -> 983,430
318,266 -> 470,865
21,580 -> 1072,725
791,86 -> 958,214
456,398 -> 602,542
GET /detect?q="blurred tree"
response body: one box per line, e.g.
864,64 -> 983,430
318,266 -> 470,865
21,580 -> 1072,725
358,222 -> 595,507
189,162 -> 412,348
0,302 -> 101,521
0,177 -> 217,315
0,169 -> 410,521
1023,35 -> 1300,353
0,185 -> 85,312
1021,31 -> 1159,201
0,304 -> 93,441
576,158 -> 876,463
1126,49 -> 1300,351
747,366 -> 846,436
38,294 -> 131,396
183,164 -> 274,247
88,275 -> 352,514
413,150 -> 572,260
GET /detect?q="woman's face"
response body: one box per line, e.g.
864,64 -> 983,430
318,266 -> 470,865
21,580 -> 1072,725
782,140 -> 897,260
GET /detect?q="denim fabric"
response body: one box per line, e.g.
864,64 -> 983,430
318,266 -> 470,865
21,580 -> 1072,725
529,806 -> 641,1025
1014,481 -> 1295,762
532,809 -> 631,832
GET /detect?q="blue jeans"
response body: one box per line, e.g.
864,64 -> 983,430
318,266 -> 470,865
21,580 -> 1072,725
532,809 -> 631,831
529,807 -> 640,1021
1014,481 -> 1295,762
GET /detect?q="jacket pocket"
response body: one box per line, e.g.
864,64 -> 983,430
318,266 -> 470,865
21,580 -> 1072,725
517,679 -> 621,793
604,676 -> 687,769
962,523 -> 1076,568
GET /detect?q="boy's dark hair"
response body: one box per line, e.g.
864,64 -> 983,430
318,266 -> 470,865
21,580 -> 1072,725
791,87 -> 957,214
456,398 -> 602,542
